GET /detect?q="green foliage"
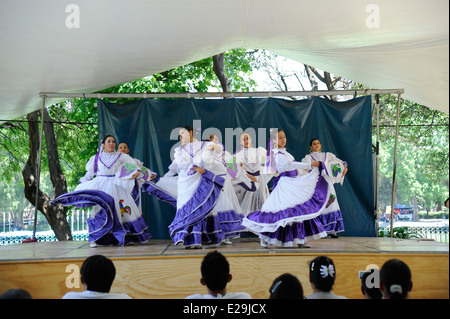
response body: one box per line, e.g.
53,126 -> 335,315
417,211 -> 449,219
0,48 -> 263,196
377,139 -> 449,212
47,99 -> 99,188
378,226 -> 425,239
0,117 -> 29,183
102,49 -> 261,97
366,84 -> 449,212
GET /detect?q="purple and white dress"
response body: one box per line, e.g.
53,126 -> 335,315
142,159 -> 179,208
129,156 -> 158,212
242,148 -> 328,247
302,152 -> 347,235
168,140 -> 244,247
50,151 -> 152,246
234,147 -> 272,217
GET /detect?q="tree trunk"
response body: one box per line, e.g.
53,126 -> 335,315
22,110 -> 72,241
412,196 -> 419,221
213,53 -> 231,92
43,108 -> 68,198
304,64 -> 337,100
304,65 -> 318,91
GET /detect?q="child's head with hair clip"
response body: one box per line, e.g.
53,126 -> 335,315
309,256 -> 336,292
380,259 -> 413,299
269,273 -> 304,299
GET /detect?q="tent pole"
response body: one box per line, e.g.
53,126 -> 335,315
375,94 -> 380,236
390,93 -> 402,237
39,89 -> 404,99
31,95 -> 46,241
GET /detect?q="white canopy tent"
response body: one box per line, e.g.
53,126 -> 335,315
2,0 -> 447,241
0,0 -> 448,122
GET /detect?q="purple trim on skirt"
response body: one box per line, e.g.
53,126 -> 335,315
168,169 -> 225,246
142,181 -> 177,207
244,174 -> 328,227
217,210 -> 245,239
319,209 -> 345,234
171,209 -> 245,247
242,174 -> 329,246
50,190 -> 151,246
171,214 -> 223,246
260,217 -> 327,246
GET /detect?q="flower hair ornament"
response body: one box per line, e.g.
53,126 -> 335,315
319,264 -> 335,278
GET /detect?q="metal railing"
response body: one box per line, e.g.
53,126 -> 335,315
379,226 -> 449,243
0,208 -> 91,246
2,223 -> 448,246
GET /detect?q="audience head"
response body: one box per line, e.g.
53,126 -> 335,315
0,289 -> 32,299
309,256 -> 336,292
200,251 -> 231,292
380,259 -> 412,299
360,269 -> 382,299
80,255 -> 116,293
269,273 -> 304,299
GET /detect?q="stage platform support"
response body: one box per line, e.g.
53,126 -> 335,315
0,237 -> 448,299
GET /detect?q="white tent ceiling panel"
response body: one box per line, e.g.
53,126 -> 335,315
0,0 -> 448,122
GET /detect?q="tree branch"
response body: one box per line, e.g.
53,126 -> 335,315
213,53 -> 231,93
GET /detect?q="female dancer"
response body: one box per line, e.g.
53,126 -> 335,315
208,134 -> 247,243
234,132 -> 272,216
117,141 -> 157,210
51,135 -> 152,247
168,126 -> 244,248
242,129 -> 328,247
302,138 -> 348,238
209,134 -> 253,200
117,142 -> 143,167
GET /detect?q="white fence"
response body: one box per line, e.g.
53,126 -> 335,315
0,208 -> 91,246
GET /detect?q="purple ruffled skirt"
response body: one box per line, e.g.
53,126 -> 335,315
169,170 -> 244,247
50,190 -> 151,246
242,171 -> 329,247
142,181 -> 177,207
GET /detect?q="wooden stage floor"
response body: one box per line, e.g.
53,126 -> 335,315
0,237 -> 448,299
0,236 -> 448,262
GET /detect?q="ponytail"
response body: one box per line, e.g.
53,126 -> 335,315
380,259 -> 412,299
